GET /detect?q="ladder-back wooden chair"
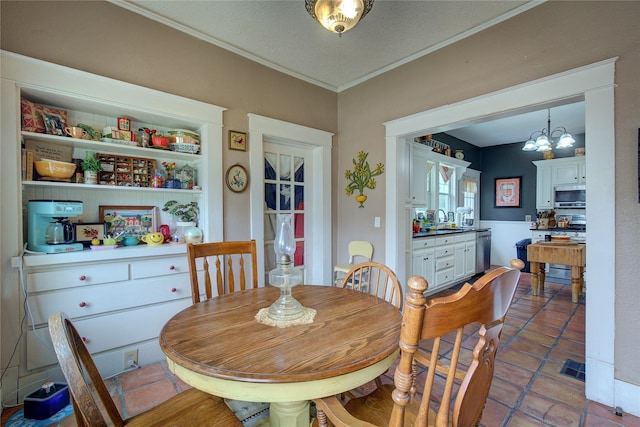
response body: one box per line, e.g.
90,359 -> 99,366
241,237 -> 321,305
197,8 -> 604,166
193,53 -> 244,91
314,259 -> 523,427
187,240 -> 258,303
340,261 -> 403,310
48,312 -> 242,427
340,261 -> 403,391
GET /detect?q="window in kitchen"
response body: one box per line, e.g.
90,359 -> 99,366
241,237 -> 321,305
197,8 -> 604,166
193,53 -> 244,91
438,165 -> 456,214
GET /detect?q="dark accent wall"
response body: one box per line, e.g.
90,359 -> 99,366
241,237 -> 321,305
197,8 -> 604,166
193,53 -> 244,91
438,133 -> 585,221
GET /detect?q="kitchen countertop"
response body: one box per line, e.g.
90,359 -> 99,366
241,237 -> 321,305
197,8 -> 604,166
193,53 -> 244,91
530,227 -> 586,232
412,227 -> 490,238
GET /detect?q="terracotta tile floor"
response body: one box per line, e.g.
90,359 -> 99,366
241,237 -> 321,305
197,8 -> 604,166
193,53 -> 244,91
2,272 -> 639,426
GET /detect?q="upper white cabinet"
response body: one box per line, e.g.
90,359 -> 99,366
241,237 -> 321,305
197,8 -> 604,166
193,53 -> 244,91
534,156 -> 585,209
553,158 -> 586,185
534,163 -> 553,209
409,144 -> 430,206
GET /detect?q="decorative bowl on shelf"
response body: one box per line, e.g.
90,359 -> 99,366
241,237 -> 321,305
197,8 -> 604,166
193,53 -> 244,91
169,142 -> 200,154
151,136 -> 169,147
34,160 -> 76,179
167,129 -> 199,140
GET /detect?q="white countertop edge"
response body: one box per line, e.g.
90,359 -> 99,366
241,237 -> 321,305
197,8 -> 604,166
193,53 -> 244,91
22,243 -> 188,267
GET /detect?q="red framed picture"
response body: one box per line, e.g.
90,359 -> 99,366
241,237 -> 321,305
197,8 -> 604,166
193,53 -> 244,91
495,177 -> 521,208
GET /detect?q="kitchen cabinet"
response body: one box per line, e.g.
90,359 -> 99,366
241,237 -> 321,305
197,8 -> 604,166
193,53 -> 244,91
409,144 -> 430,206
1,52 -> 225,397
533,162 -> 553,209
412,238 -> 435,289
412,230 -> 477,295
454,232 -> 476,279
553,158 -> 586,185
534,157 -> 586,209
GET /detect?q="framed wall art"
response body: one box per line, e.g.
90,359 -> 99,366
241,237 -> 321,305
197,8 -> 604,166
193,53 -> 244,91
495,176 -> 521,208
225,164 -> 248,193
74,223 -> 106,245
229,130 -> 247,151
98,205 -> 158,237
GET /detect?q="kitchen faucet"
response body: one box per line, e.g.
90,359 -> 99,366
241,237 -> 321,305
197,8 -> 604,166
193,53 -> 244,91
436,209 -> 448,223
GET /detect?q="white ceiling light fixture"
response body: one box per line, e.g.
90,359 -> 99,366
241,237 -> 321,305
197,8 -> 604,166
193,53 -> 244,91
305,0 -> 374,36
522,108 -> 576,152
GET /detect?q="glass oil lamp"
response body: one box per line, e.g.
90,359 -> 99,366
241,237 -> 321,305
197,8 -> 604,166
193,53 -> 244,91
266,213 -> 305,322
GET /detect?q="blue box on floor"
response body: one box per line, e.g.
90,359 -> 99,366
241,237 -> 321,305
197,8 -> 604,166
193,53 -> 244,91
24,382 -> 69,420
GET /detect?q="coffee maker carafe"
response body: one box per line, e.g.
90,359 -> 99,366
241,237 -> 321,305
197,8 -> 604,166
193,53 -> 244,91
28,200 -> 84,253
45,218 -> 75,244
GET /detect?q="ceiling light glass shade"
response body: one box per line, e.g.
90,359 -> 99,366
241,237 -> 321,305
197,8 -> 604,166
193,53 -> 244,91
522,139 -> 537,151
536,143 -> 552,152
556,132 -> 575,148
535,135 -> 550,148
305,0 -> 374,35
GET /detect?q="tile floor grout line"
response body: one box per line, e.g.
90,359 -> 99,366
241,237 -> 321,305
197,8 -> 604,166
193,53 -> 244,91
499,283 -> 585,426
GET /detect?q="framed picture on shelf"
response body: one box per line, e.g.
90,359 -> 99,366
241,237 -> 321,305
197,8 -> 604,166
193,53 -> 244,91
74,223 -> 106,245
98,205 -> 158,238
229,130 -> 247,151
495,177 -> 521,208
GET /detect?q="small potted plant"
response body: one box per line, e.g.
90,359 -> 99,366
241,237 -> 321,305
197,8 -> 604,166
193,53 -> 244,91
81,152 -> 101,185
162,200 -> 202,243
344,151 -> 385,208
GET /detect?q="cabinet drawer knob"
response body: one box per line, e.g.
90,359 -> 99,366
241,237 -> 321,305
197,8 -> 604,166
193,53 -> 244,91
79,301 -> 87,308
171,287 -> 177,293
79,275 -> 87,281
169,265 -> 175,270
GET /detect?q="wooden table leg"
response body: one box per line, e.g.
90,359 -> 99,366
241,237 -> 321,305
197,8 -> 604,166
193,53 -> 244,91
530,261 -> 539,295
539,262 -> 546,293
571,265 -> 583,303
269,401 -> 310,427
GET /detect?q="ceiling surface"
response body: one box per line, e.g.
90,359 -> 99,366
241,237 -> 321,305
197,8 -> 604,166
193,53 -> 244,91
113,0 -> 584,147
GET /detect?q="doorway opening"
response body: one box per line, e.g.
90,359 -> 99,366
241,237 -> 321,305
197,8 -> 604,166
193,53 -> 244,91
384,58 -> 616,408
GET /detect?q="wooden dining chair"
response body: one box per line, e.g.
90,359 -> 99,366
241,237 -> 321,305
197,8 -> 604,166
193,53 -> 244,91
187,240 -> 258,303
314,259 -> 523,427
48,312 -> 242,427
340,261 -> 403,310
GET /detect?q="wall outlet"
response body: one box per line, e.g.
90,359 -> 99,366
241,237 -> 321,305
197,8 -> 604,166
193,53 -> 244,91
374,216 -> 381,228
525,215 -> 532,222
124,350 -> 138,369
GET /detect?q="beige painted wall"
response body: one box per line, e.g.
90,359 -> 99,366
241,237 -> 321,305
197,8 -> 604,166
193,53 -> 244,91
2,0 -> 639,388
335,1 -> 640,386
0,0 -> 338,242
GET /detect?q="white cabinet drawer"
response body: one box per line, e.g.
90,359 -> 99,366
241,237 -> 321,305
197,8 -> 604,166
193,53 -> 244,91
435,236 -> 455,246
27,273 -> 192,326
436,257 -> 454,271
131,255 -> 190,279
28,263 -> 129,292
435,268 -> 454,286
435,245 -> 454,258
412,238 -> 436,250
26,298 -> 192,370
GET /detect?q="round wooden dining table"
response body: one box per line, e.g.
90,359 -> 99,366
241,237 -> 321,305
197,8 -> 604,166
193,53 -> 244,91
159,285 -> 401,427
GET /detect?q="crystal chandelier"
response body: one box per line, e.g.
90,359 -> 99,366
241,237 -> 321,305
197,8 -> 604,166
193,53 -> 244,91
305,0 -> 374,36
522,108 -> 575,152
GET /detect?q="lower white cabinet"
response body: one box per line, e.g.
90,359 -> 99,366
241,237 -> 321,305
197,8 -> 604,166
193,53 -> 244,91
412,230 -> 478,295
23,246 -> 196,375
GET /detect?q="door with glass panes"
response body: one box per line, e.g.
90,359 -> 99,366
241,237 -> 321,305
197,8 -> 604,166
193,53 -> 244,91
264,143 -> 310,284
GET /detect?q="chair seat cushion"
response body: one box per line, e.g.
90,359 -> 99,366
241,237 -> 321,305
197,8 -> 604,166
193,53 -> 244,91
126,388 -> 242,426
333,263 -> 354,273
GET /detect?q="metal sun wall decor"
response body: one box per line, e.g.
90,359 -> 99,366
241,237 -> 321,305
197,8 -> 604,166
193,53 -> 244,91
344,150 -> 384,208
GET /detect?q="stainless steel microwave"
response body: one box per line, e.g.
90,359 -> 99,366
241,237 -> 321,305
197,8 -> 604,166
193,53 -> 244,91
554,184 -> 586,208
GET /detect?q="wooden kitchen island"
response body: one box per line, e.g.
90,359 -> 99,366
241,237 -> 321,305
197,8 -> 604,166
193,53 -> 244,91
527,242 -> 586,303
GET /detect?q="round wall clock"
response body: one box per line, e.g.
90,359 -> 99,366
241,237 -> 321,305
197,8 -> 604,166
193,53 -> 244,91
454,150 -> 465,160
225,164 -> 248,193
